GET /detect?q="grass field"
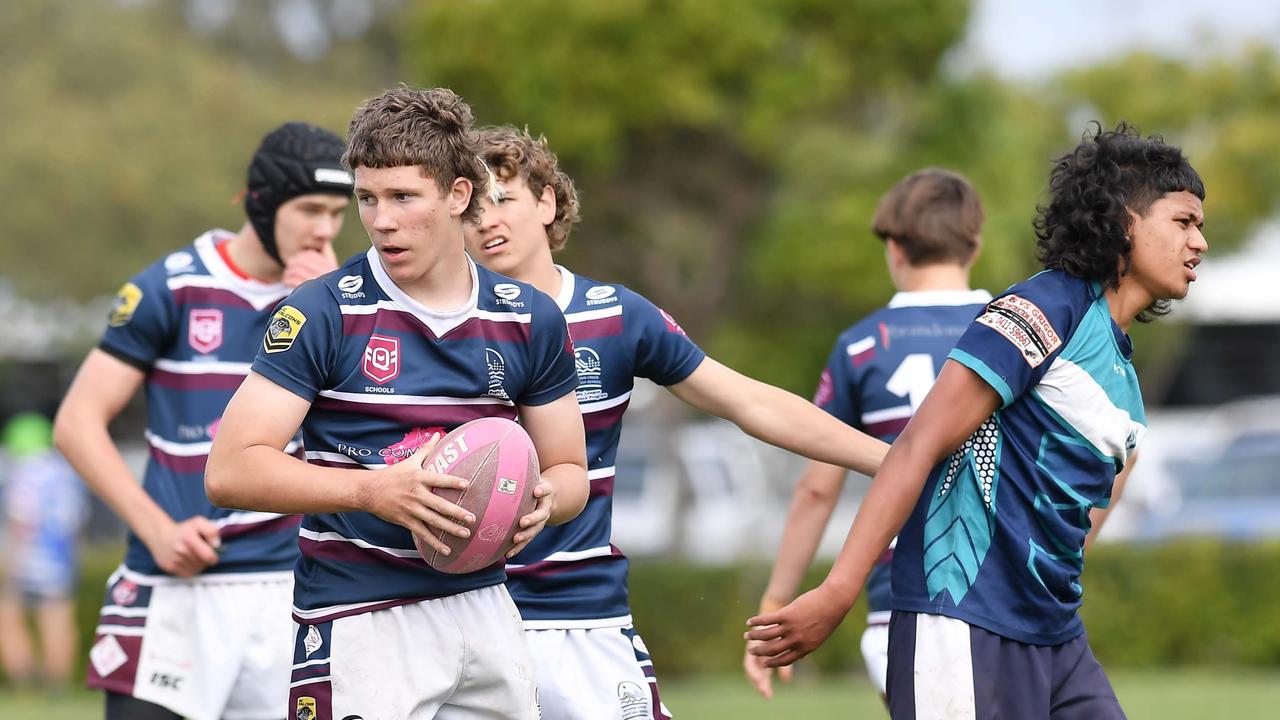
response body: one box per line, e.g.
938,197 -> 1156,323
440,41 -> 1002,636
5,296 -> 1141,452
2,669 -> 1278,719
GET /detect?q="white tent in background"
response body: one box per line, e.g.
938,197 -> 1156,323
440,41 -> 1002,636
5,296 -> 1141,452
1176,223 -> 1280,324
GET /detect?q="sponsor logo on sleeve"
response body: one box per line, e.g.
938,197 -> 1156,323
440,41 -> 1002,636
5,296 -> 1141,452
337,275 -> 365,298
361,334 -> 400,384
494,283 -> 526,308
188,309 -> 224,354
108,282 -> 144,327
585,285 -> 618,305
975,294 -> 1062,368
163,251 -> 195,274
264,305 -> 307,353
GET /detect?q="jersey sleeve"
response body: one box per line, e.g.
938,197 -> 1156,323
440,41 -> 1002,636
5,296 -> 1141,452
948,275 -> 1078,407
814,333 -> 862,428
519,289 -> 578,407
627,290 -> 706,386
250,279 -> 341,402
97,263 -> 177,370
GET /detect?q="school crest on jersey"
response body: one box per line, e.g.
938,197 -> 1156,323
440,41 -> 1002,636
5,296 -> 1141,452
264,305 -> 306,353
574,346 -> 607,402
188,309 -> 223,354
485,348 -> 510,400
108,282 -> 143,327
362,334 -> 400,385
295,696 -> 316,720
659,308 -> 687,336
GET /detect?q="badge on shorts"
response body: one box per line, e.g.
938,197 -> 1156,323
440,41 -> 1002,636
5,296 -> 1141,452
617,681 -> 649,719
296,696 -> 317,720
109,282 -> 143,327
264,305 -> 307,353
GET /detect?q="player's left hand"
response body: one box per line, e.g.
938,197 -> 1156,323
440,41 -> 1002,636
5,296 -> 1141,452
745,583 -> 851,668
282,245 -> 339,288
508,477 -> 555,557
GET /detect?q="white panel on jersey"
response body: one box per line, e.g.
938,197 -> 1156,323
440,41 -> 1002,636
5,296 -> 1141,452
564,306 -> 624,324
153,358 -> 253,375
579,392 -> 631,415
1034,358 -> 1145,465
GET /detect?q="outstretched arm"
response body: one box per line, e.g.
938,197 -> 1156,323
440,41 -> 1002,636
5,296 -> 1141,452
668,358 -> 889,476
745,359 -> 1000,667
745,460 -> 847,698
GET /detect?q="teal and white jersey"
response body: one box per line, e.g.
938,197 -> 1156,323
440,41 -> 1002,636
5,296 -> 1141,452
891,270 -> 1145,645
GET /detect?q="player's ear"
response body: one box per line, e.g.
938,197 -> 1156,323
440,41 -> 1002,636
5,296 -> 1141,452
447,177 -> 474,218
537,184 -> 556,226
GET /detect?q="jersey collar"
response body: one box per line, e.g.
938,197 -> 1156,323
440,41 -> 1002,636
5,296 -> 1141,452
366,247 -> 479,338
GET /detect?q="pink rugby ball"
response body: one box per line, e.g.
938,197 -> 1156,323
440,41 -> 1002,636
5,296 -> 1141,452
414,417 -> 540,574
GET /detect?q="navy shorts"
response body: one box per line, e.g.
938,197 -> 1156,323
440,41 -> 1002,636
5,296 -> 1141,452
886,611 -> 1125,720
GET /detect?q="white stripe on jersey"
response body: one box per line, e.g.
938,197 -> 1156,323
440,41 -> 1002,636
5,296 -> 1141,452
146,432 -> 298,456
861,405 -> 913,425
316,389 -> 515,407
580,392 -> 631,415
213,511 -> 290,528
1034,358 -> 1145,465
506,545 -> 613,568
291,658 -> 330,672
99,605 -> 150,618
846,336 -> 876,356
587,466 -> 615,480
564,306 -> 623,324
153,358 -> 253,375
338,300 -> 401,315
298,527 -> 419,558
475,308 -> 532,324
292,598 -> 413,622
94,625 -> 147,637
304,451 -> 389,470
164,273 -> 286,312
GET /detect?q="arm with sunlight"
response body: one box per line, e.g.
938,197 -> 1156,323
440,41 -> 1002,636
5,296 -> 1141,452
668,358 -> 889,476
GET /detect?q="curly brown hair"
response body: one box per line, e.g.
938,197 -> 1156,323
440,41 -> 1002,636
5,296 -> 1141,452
1034,122 -> 1204,321
344,86 -> 489,224
472,126 -> 581,250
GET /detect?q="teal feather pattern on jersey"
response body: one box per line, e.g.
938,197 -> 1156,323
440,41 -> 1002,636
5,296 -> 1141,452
1026,432 -> 1094,599
923,416 -> 1001,604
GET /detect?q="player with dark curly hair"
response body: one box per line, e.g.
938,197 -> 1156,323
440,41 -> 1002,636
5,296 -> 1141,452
748,122 -> 1207,719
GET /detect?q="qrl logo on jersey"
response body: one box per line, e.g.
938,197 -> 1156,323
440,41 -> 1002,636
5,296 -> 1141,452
188,309 -> 223,354
362,334 -> 400,384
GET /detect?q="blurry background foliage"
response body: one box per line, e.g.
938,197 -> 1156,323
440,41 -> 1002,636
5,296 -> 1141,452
2,0 -> 1275,396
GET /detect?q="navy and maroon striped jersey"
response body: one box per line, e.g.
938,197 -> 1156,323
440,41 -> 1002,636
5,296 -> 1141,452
813,289 -> 991,617
98,230 -> 303,578
251,251 -> 577,624
505,267 -> 706,628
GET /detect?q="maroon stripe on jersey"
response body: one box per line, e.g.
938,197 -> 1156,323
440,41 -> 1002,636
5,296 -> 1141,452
341,309 -> 531,343
583,399 -> 629,432
98,614 -> 147,627
312,397 -> 518,427
148,446 -> 207,474
298,535 -> 433,570
590,475 -> 615,498
341,309 -> 422,337
877,547 -> 895,565
865,416 -> 910,436
150,369 -> 247,391
292,593 -> 453,625
86,633 -> 143,696
220,514 -> 303,541
506,547 -> 624,579
171,286 -> 255,309
568,315 -> 623,340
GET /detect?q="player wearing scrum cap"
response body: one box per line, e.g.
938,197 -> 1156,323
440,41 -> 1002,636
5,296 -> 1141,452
54,121 -> 353,720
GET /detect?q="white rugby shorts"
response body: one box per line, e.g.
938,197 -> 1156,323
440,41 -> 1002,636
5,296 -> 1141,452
288,584 -> 539,720
87,565 -> 294,720
526,624 -> 672,720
